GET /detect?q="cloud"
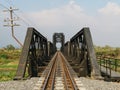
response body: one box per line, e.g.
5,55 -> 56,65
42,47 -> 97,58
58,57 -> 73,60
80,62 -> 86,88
26,1 -> 120,47
97,2 -> 120,32
28,1 -> 94,41
69,0 -> 75,5
1,1 -> 120,47
29,1 -> 84,27
98,2 -> 120,15
94,2 -> 120,46
29,1 -> 92,40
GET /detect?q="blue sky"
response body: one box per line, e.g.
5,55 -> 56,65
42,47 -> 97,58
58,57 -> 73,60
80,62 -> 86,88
12,0 -> 120,13
0,0 -> 120,47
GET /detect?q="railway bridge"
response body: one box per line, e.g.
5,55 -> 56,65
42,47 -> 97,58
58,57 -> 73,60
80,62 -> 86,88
13,27 -> 120,89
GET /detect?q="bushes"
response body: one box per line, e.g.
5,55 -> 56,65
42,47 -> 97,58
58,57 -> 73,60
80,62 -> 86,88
0,49 -> 21,59
0,54 -> 8,59
95,45 -> 120,58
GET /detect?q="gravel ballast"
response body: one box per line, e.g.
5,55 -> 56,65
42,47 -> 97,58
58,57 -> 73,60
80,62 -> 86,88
0,78 -> 39,90
0,77 -> 120,90
79,77 -> 120,90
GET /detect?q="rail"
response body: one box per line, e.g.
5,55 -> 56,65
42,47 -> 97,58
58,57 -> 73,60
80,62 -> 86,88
60,52 -> 78,90
41,52 -> 58,90
40,51 -> 78,90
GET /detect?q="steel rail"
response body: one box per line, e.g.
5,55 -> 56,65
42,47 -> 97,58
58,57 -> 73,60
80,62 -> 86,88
41,51 -> 78,90
41,52 -> 58,90
60,54 -> 69,90
60,52 -> 78,90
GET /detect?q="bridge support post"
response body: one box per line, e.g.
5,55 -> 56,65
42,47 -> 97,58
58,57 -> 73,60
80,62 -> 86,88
69,27 -> 101,79
83,28 -> 101,78
14,27 -> 49,80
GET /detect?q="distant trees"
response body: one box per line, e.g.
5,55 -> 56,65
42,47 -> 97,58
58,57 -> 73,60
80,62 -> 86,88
4,44 -> 15,51
114,48 -> 120,58
0,44 -> 21,59
94,45 -> 120,58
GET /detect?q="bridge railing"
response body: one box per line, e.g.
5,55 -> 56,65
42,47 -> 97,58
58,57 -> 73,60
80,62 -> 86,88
14,27 -> 53,80
97,55 -> 120,77
64,27 -> 101,79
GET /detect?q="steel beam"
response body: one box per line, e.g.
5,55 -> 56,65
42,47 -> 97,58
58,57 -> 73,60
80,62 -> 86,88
68,27 -> 101,79
14,27 -> 48,80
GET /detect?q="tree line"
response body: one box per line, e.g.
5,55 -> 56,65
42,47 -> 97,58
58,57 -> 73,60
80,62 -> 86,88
94,45 -> 120,58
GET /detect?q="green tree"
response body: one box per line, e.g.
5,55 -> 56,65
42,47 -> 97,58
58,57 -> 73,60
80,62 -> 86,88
6,44 -> 15,51
115,48 -> 120,57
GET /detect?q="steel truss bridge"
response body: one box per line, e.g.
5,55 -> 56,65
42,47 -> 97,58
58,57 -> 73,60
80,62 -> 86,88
13,27 -> 120,89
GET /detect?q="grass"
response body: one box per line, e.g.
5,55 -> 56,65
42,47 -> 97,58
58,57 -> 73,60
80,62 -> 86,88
0,59 -> 19,81
0,49 -> 20,81
0,48 -> 120,81
0,71 -> 16,81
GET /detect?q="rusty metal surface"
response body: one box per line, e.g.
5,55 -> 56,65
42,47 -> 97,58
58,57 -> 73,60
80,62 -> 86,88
83,28 -> 101,78
64,27 -> 101,79
14,27 -> 101,80
64,41 -> 70,56
14,27 -> 49,80
47,41 -> 54,58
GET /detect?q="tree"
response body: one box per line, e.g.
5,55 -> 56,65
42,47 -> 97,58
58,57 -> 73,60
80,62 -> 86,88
115,48 -> 120,57
6,44 -> 15,51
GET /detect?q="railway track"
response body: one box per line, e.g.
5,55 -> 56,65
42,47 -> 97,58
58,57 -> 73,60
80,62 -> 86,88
33,51 -> 86,90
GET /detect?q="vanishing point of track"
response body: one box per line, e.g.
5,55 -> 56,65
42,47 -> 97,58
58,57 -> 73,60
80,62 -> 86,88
33,51 -> 85,90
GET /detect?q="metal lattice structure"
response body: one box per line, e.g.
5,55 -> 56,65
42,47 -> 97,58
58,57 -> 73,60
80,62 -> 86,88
14,28 -> 50,80
64,28 -> 101,79
14,27 -> 103,80
53,33 -> 65,52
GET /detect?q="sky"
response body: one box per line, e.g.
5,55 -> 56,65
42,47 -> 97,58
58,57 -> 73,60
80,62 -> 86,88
0,0 -> 120,48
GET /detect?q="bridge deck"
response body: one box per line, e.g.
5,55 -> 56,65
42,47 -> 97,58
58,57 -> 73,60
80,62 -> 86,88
33,51 -> 86,90
100,66 -> 120,80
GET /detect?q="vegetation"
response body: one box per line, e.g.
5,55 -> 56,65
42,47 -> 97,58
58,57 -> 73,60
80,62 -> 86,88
0,44 -> 21,81
94,45 -> 120,58
0,44 -> 120,81
95,45 -> 120,72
